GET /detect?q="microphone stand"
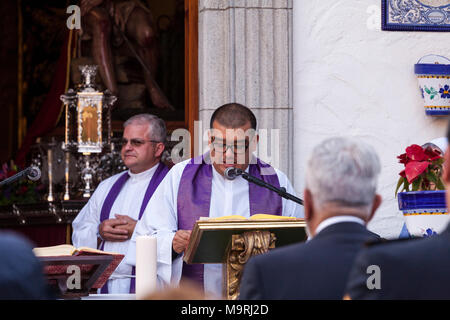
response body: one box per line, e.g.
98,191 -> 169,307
0,168 -> 31,187
236,169 -> 304,206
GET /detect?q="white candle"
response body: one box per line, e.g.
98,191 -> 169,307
47,148 -> 54,202
136,235 -> 157,299
63,152 -> 70,201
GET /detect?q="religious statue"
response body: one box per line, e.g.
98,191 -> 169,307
81,106 -> 98,143
80,0 -> 174,110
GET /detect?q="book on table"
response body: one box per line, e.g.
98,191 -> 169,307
33,244 -> 124,295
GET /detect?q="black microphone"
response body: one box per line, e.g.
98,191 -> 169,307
0,166 -> 41,187
224,167 -> 243,180
27,166 -> 41,181
224,166 -> 303,206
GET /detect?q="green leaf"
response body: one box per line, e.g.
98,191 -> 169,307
426,171 -> 438,184
436,178 -> 445,190
412,176 -> 422,191
425,86 -> 431,94
431,94 -> 435,100
395,177 -> 405,197
404,180 -> 410,192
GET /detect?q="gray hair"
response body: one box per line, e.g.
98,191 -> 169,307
123,114 -> 167,142
422,142 -> 443,154
305,137 -> 381,211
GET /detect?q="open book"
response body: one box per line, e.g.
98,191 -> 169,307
34,244 -> 124,291
204,214 -> 298,221
33,244 -> 117,257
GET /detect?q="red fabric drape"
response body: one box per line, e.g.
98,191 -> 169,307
1,225 -> 69,247
15,30 -> 76,167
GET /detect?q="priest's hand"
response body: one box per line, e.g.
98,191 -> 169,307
114,214 -> 137,240
99,218 -> 129,242
172,230 -> 191,254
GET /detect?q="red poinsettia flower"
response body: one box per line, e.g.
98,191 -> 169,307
397,153 -> 409,164
396,144 -> 445,196
399,169 -> 406,178
423,146 -> 442,161
405,144 -> 428,162
404,161 -> 430,183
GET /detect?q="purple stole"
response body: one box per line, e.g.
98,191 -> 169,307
99,162 -> 169,293
177,153 -> 282,286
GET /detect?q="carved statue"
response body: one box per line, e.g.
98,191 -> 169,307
80,0 -> 173,110
227,231 -> 277,300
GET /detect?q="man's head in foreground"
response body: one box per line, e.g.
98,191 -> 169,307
304,137 -> 382,238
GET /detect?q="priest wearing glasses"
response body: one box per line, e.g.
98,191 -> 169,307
72,113 -> 169,294
126,103 -> 303,298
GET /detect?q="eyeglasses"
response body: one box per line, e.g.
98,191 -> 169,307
120,138 -> 161,148
211,138 -> 250,154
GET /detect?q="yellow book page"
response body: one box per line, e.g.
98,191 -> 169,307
250,214 -> 297,220
33,244 -> 77,257
209,214 -> 296,221
209,215 -> 247,220
76,247 -> 120,255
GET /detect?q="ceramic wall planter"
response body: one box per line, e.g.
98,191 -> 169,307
398,190 -> 449,237
415,55 -> 450,116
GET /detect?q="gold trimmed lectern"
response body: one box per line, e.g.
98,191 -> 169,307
183,215 -> 307,300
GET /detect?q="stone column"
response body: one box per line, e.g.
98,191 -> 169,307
198,0 -> 294,180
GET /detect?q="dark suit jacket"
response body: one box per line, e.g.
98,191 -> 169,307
238,222 -> 379,300
345,223 -> 450,299
0,232 -> 54,299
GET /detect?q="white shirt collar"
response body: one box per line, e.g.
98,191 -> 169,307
127,162 -> 159,181
314,215 -> 365,236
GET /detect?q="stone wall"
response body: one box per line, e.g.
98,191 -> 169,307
198,0 -> 294,179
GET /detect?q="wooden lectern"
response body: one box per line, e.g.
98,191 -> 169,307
183,216 -> 307,300
39,254 -> 123,299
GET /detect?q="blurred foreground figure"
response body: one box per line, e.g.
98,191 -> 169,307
0,232 -> 53,299
143,280 -> 208,300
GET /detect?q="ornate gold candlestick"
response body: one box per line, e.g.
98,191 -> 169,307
60,65 -> 117,198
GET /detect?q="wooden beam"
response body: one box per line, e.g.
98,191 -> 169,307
185,0 -> 199,157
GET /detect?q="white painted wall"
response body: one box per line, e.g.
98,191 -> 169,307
293,0 -> 450,238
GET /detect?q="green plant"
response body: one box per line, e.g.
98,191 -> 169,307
395,144 -> 445,196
